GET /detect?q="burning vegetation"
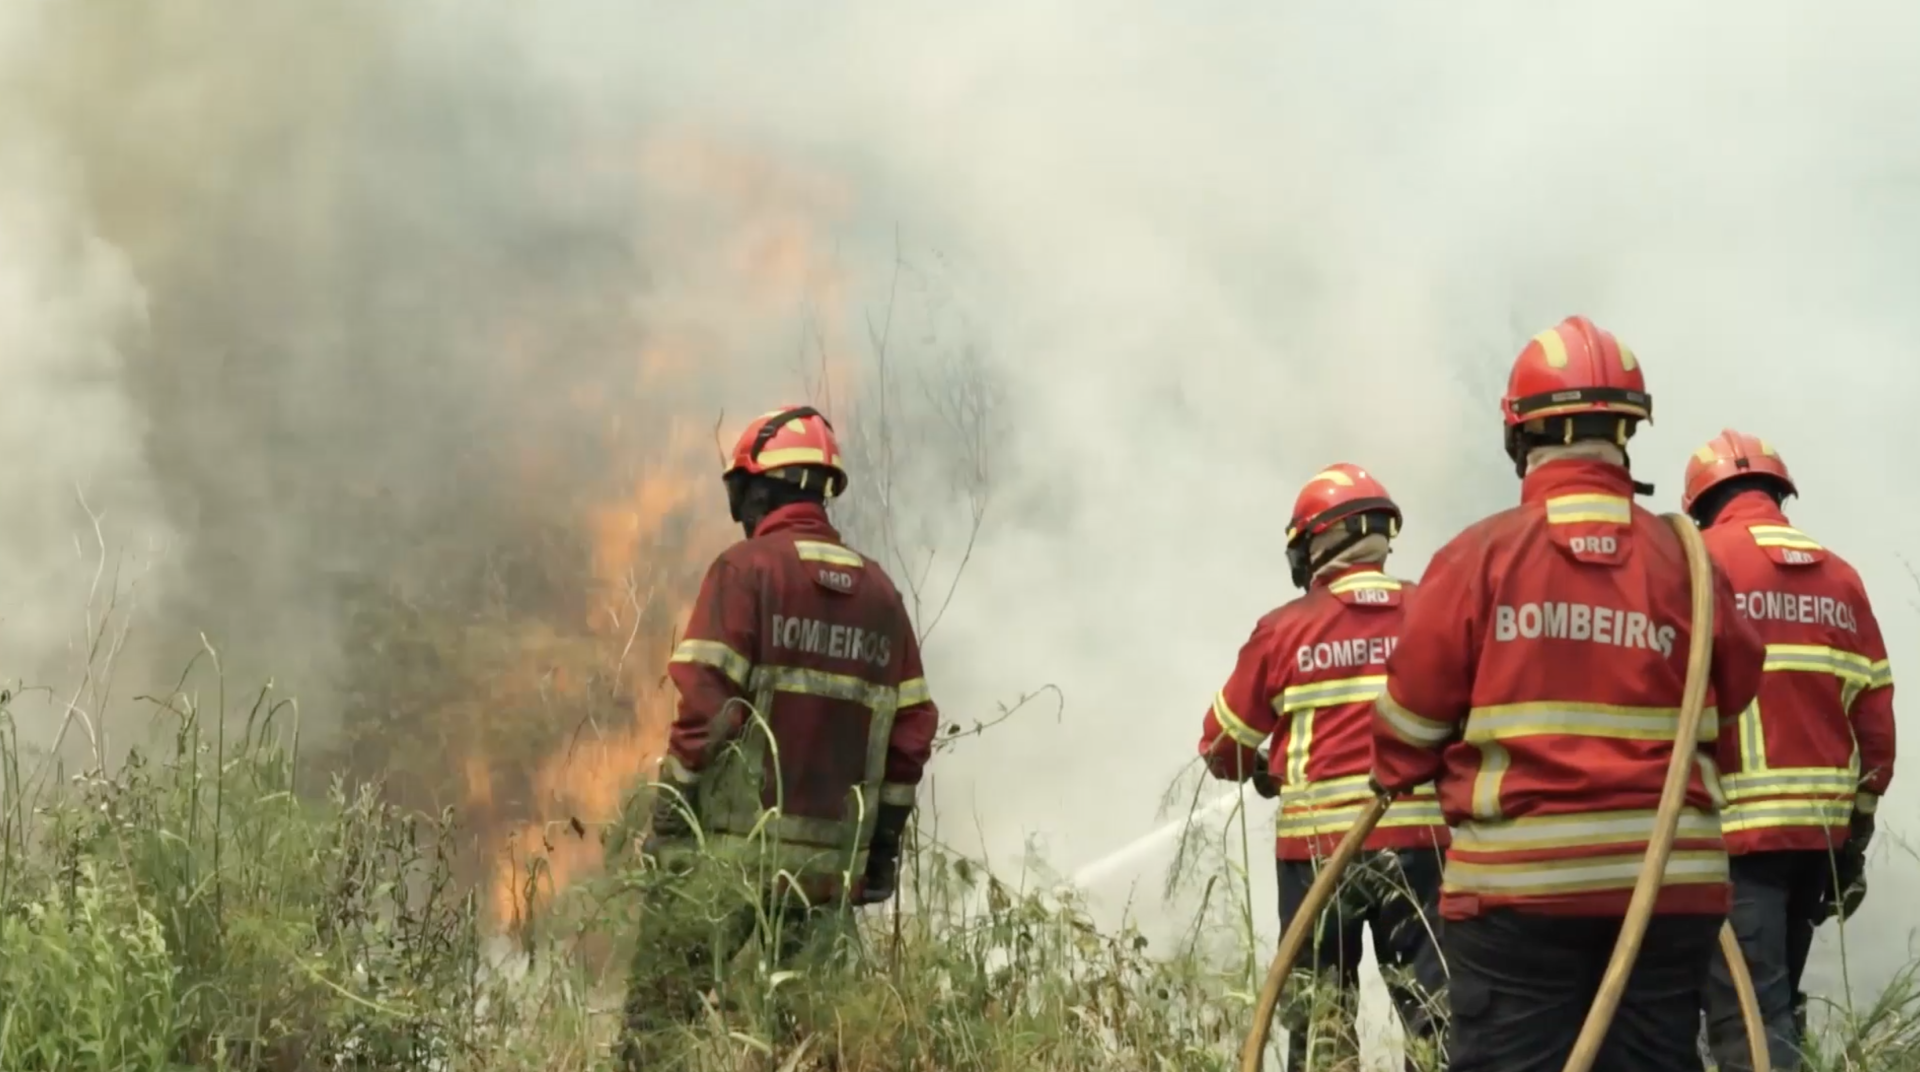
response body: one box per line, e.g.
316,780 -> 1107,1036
316,131 -> 867,931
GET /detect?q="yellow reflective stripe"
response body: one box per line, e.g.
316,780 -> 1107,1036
1327,573 -> 1402,594
1376,692 -> 1453,746
899,677 -> 932,707
1869,659 -> 1894,690
1211,691 -> 1267,749
755,446 -> 834,470
1283,709 -> 1315,785
1764,644 -> 1874,681
1719,766 -> 1856,802
794,539 -> 864,568
1744,644 -> 1879,755
1471,743 -> 1510,821
1749,524 -> 1821,551
1857,792 -> 1880,815
1444,850 -> 1727,897
1453,807 -> 1720,853
880,782 -> 916,807
1736,699 -> 1766,772
1545,493 -> 1631,525
1276,674 -> 1386,714
672,639 -> 753,688
1279,774 -> 1436,811
1278,797 -> 1444,837
1464,701 -> 1715,744
1270,675 -> 1386,788
749,664 -> 898,709
1720,798 -> 1851,832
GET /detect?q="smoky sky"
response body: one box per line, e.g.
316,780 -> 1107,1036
6,0 -> 1920,1043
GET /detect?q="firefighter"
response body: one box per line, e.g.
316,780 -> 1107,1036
618,405 -> 940,1066
1198,463 -> 1449,1071
1369,315 -> 1767,1072
1684,429 -> 1895,1072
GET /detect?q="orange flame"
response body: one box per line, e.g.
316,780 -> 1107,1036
476,131 -> 861,929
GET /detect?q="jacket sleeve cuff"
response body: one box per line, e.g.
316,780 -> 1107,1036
1856,791 -> 1880,814
662,752 -> 702,785
880,782 -> 917,808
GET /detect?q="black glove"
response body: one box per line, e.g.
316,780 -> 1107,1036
1851,807 -> 1876,854
1831,847 -> 1868,921
857,802 -> 914,906
1249,749 -> 1281,799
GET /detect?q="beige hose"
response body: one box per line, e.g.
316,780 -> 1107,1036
1236,512 -> 1769,1072
1562,513 -> 1766,1072
1721,919 -> 1771,1072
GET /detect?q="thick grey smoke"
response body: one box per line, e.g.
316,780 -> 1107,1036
5,0 -> 1918,1050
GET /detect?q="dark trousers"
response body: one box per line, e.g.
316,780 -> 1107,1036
1277,849 -> 1448,1071
620,884 -> 840,1069
1703,851 -> 1835,1072
1446,909 -> 1724,1072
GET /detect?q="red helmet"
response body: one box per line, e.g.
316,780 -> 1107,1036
1501,316 -> 1651,473
1502,316 -> 1651,427
724,404 -> 848,497
1285,463 -> 1401,589
1680,429 -> 1796,516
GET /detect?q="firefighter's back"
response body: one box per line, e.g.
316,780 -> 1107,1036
1442,486 -> 1728,919
1705,508 -> 1883,853
1271,569 -> 1448,858
713,525 -> 917,853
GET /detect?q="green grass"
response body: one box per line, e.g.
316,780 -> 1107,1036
1,656 -> 1915,1071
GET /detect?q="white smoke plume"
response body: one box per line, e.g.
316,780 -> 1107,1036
4,3 -> 1918,1058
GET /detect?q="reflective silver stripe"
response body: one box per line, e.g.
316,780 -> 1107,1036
672,638 -> 753,688
1720,798 -> 1851,832
749,664 -> 898,707
1376,692 -> 1453,746
1764,644 -> 1874,681
1857,792 -> 1880,815
1453,807 -> 1719,853
1736,699 -> 1766,771
1544,493 -> 1631,525
794,539 -> 864,568
1464,702 -> 1714,744
1719,767 -> 1856,802
1470,743 -> 1510,821
1212,691 -> 1267,749
1276,674 -> 1386,714
1445,850 -> 1726,896
1278,797 -> 1444,837
1869,659 -> 1894,690
899,676 -> 933,707
702,662 -> 905,863
1280,774 -> 1435,809
1277,710 -> 1310,789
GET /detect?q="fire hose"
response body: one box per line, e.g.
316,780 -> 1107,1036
1236,513 -> 1770,1072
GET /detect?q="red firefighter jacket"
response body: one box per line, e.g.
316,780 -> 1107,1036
1371,460 -> 1765,920
663,503 -> 940,893
1703,491 -> 1896,855
1198,565 -> 1449,861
